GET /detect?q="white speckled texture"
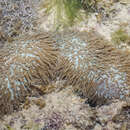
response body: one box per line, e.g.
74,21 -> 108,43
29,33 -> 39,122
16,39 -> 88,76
53,31 -> 130,100
0,32 -> 59,115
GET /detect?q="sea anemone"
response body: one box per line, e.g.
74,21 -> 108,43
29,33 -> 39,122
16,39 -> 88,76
0,31 -> 58,115
53,30 -> 130,105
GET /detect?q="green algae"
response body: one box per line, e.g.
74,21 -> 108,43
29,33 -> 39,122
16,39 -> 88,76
111,28 -> 130,46
41,0 -> 100,28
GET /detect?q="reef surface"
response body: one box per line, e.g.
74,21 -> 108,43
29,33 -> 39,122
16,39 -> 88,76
0,0 -> 130,130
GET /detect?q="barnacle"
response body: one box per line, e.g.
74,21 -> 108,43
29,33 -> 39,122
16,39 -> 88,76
53,30 -> 130,105
0,31 -> 59,115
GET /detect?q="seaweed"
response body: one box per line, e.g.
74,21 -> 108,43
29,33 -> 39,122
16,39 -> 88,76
111,28 -> 130,46
41,0 -> 99,28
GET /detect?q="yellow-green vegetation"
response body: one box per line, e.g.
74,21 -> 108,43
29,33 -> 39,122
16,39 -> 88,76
5,124 -> 15,130
53,31 -> 130,106
41,0 -> 100,28
22,121 -> 40,130
4,121 -> 40,130
0,31 -> 59,116
111,28 -> 130,46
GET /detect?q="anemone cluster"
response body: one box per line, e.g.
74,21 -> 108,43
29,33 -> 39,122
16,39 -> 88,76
0,31 -> 59,115
53,30 -> 130,105
0,0 -> 130,116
